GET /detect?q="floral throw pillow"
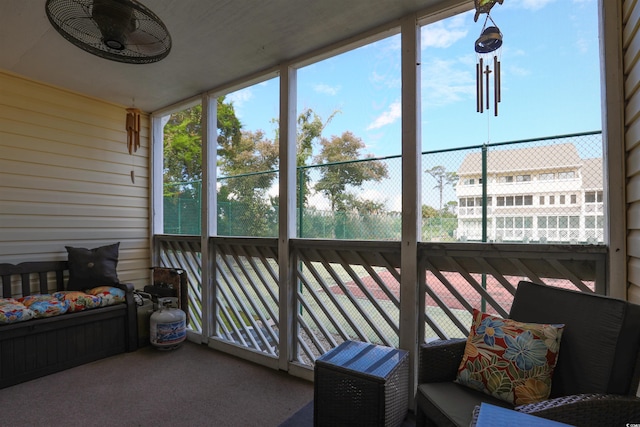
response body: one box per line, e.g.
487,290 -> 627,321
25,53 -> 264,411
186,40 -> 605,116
455,309 -> 564,405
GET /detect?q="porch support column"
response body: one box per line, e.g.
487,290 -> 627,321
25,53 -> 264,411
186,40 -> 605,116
278,65 -> 297,371
599,0 -> 626,299
201,94 -> 218,341
400,13 -> 421,406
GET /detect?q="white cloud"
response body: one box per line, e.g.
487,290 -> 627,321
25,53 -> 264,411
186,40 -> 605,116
313,83 -> 340,96
507,64 -> 530,77
226,87 -> 253,107
389,194 -> 402,212
367,100 -> 401,130
422,58 -> 475,107
421,14 -> 469,49
307,190 -> 332,211
226,88 -> 253,120
516,0 -> 555,10
359,188 -> 387,204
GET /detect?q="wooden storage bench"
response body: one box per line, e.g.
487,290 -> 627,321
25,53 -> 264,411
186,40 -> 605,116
0,261 -> 137,389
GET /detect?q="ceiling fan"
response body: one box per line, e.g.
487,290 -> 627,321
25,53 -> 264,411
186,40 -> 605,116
45,0 -> 172,64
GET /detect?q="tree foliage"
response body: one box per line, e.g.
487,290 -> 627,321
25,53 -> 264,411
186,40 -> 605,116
163,99 -> 389,238
425,165 -> 458,211
314,131 -> 388,212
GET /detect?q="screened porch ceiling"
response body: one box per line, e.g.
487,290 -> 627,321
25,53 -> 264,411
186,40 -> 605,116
0,0 -> 457,113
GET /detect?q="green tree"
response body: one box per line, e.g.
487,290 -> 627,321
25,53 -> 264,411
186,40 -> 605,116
163,96 -> 242,191
163,97 -> 244,235
314,131 -> 388,237
217,129 -> 279,236
272,108 -> 336,207
422,204 -> 439,218
425,166 -> 458,211
163,105 -> 202,188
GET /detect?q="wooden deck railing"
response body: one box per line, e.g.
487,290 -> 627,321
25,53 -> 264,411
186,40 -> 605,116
155,235 -> 607,373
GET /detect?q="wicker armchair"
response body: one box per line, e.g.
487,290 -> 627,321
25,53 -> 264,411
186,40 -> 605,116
415,281 -> 640,427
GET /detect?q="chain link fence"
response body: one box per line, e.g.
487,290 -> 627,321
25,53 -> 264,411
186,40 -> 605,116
164,131 -> 603,244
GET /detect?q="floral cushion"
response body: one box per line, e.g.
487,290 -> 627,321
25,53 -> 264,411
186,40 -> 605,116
19,294 -> 70,318
455,309 -> 564,405
53,291 -> 101,312
0,298 -> 35,324
86,286 -> 125,307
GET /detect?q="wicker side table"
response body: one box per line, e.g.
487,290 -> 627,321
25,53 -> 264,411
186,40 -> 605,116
314,340 -> 409,427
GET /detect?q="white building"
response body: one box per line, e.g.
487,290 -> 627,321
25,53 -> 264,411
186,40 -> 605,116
455,143 -> 604,243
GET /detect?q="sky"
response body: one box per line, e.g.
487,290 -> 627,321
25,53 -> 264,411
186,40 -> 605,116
226,0 -> 600,159
221,0 -> 601,211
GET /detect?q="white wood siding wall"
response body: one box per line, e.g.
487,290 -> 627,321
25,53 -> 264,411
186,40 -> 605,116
624,0 -> 640,303
0,71 -> 150,288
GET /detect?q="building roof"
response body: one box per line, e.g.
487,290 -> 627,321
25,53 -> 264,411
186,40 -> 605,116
457,143 -> 583,175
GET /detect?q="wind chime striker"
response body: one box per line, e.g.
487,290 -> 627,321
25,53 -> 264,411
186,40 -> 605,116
475,13 -> 503,116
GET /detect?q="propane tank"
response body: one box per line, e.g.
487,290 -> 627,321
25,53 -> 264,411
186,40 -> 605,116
150,297 -> 186,350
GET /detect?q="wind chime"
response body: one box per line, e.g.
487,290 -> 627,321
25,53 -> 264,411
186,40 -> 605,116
126,108 -> 141,154
474,0 -> 504,116
126,107 -> 141,183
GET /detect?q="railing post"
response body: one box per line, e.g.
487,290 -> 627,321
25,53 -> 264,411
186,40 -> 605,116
482,144 -> 488,312
400,13 -> 420,410
278,64 -> 297,371
298,168 -> 304,238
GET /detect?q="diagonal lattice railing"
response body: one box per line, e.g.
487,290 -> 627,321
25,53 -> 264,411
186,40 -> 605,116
292,240 -> 402,364
155,236 -> 606,368
418,242 -> 607,341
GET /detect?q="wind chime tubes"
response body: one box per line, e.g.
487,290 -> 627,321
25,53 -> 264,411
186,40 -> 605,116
475,23 -> 502,116
126,108 -> 141,154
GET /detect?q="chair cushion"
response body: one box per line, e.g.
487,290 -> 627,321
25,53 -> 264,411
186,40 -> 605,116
509,281 -> 635,396
417,382 -> 513,427
455,309 -> 564,405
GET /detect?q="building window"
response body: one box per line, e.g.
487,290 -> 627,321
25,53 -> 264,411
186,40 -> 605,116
505,196 -> 514,206
496,216 -> 533,241
513,195 -> 533,206
585,191 -> 603,203
560,195 -> 566,204
516,174 -> 531,182
570,194 -> 577,204
549,195 -> 555,205
537,215 -> 581,242
558,171 -> 575,179
539,173 -> 554,181
539,196 -> 545,205
499,176 -> 514,183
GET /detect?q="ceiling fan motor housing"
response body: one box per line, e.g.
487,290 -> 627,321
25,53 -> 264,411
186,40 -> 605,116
92,0 -> 136,51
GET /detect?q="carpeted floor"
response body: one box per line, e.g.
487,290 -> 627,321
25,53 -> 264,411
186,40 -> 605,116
279,401 -> 416,426
0,341 -> 313,426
